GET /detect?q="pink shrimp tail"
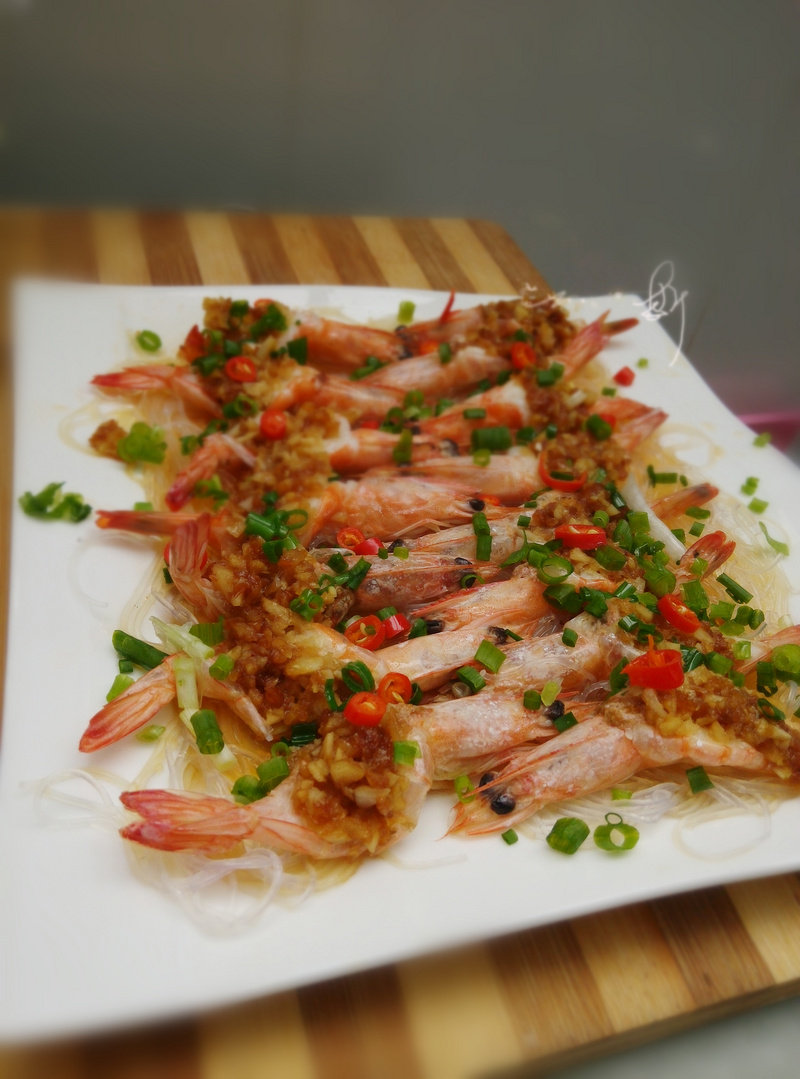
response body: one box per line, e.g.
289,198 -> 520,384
120,789 -> 257,853
678,530 -> 735,578
559,312 -> 638,376
79,657 -> 175,752
165,433 -> 255,511
96,509 -> 200,536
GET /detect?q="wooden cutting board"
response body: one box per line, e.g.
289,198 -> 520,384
1,208 -> 799,1079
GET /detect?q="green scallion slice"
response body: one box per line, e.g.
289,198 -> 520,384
393,740 -> 421,766
456,666 -> 486,694
136,329 -> 161,352
190,709 -> 225,755
686,765 -> 713,793
717,573 -> 753,604
474,639 -> 506,673
523,689 -> 542,710
593,813 -> 639,851
546,817 -> 590,854
501,829 -> 518,845
112,630 -> 168,670
454,774 -> 475,803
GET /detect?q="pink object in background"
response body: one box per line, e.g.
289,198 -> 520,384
737,412 -> 800,452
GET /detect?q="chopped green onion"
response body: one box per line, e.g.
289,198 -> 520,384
541,681 -> 561,707
732,640 -> 752,661
647,465 -> 678,486
516,426 -> 536,444
472,448 -> 491,467
350,355 -> 386,380
231,775 -> 264,804
756,661 -> 778,696
289,722 -> 319,746
753,432 -> 771,447
287,336 -> 308,364
256,755 -> 290,791
249,303 -> 288,338
408,618 -> 428,638
228,300 -> 249,318
611,788 -> 632,800
686,766 -> 713,793
456,666 -> 486,694
19,481 -> 92,523
471,426 -> 512,453
717,573 -> 753,604
593,812 -> 639,851
637,357 -> 649,368
705,651 -> 733,676
438,342 -> 452,365
681,579 -> 708,612
463,407 -> 487,420
112,630 -> 168,670
740,476 -> 759,496
397,300 -> 416,324
105,673 -> 133,702
759,522 -> 789,556
209,653 -> 234,679
537,555 -> 574,585
553,711 -> 577,732
601,386 -> 617,397
593,545 -> 627,571
136,724 -> 165,743
189,617 -> 225,646
536,362 -> 565,387
523,689 -> 542,710
190,709 -> 225,755
501,829 -> 519,845
392,429 -> 413,465
771,643 -> 800,680
546,817 -> 589,854
340,661 -> 375,694
474,639 -> 506,673
117,422 -> 167,465
393,740 -> 421,766
561,628 -> 578,648
454,774 -> 475,803
136,329 -> 161,352
585,414 -> 613,441
607,659 -> 630,696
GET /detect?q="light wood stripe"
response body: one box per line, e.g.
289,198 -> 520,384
228,215 -> 298,285
398,944 -> 522,1079
571,904 -> 695,1030
652,888 -> 774,1006
353,217 -> 431,290
312,216 -> 388,287
184,212 -> 250,286
431,217 -> 515,295
468,218 -> 552,297
490,923 -> 614,1056
393,218 -> 475,295
274,214 -> 342,285
139,212 -> 202,286
92,210 -> 151,285
726,875 -> 800,983
199,993 -> 316,1079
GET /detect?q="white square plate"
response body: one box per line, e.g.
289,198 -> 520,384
2,282 -> 799,1041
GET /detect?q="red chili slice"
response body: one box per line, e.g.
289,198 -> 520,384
353,537 -> 385,556
613,366 -> 635,386
377,672 -> 413,703
225,356 -> 257,382
381,612 -> 412,640
622,647 -> 684,690
259,410 -> 287,440
343,691 -> 387,727
438,290 -> 457,324
657,594 -> 701,634
336,527 -> 366,549
510,341 -> 537,369
418,339 -> 439,355
538,452 -> 587,493
553,523 -> 607,550
344,616 -> 386,650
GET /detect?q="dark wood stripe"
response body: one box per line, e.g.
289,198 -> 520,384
312,217 -> 388,287
392,218 -> 475,295
297,967 -> 421,1079
228,214 -> 298,284
82,1018 -> 200,1079
468,218 -> 552,296
139,212 -> 202,285
490,921 -> 614,1053
651,888 -> 774,1006
40,209 -> 98,282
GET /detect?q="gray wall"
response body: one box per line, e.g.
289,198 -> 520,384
1,0 -> 798,426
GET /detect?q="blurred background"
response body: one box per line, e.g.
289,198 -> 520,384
0,0 -> 797,429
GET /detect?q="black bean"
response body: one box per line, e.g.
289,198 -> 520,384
544,699 -> 565,720
490,791 -> 517,815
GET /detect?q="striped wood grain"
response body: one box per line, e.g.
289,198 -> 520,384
2,209 -> 799,1079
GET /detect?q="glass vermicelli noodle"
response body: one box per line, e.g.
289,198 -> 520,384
51,289 -> 799,925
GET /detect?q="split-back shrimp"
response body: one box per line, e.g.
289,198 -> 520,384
92,364 -> 222,418
165,432 -> 256,511
118,708 -> 432,858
